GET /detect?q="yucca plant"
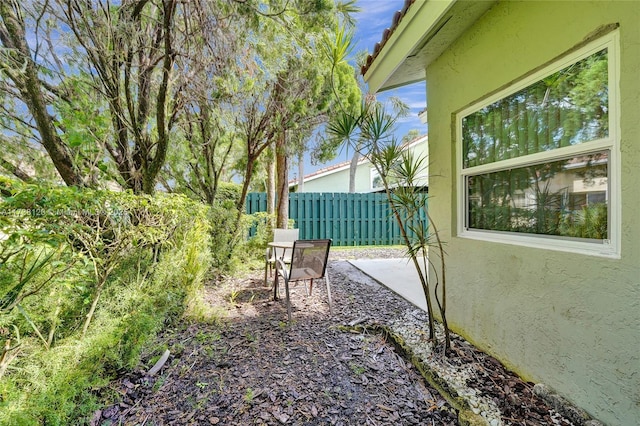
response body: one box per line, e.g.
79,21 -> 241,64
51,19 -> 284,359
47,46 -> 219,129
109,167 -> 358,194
324,24 -> 450,352
327,101 -> 451,352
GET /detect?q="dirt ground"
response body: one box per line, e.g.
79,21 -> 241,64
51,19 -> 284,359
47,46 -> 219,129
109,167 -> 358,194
96,248 -> 582,426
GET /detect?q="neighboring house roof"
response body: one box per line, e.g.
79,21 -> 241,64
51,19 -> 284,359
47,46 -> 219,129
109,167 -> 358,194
289,158 -> 364,187
290,134 -> 428,188
362,0 -> 497,92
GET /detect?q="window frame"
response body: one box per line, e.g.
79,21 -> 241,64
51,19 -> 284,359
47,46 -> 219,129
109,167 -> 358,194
456,32 -> 620,258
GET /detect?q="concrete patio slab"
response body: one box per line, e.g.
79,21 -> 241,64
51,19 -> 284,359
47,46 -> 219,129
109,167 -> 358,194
348,258 -> 428,311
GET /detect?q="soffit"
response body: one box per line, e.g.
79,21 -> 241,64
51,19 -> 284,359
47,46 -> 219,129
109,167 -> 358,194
363,0 -> 497,93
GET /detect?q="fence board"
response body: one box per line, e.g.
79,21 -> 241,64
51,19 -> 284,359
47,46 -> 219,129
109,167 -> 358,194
245,192 -> 427,246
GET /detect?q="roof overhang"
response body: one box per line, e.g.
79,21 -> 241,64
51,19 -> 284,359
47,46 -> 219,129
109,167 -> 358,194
363,0 -> 497,93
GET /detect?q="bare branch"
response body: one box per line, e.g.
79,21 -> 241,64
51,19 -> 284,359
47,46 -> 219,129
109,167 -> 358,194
0,154 -> 34,182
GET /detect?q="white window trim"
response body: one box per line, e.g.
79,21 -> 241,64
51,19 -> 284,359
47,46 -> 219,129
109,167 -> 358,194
456,31 -> 621,259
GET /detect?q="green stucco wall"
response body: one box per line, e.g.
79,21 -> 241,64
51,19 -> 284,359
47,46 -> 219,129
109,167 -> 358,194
425,2 -> 639,424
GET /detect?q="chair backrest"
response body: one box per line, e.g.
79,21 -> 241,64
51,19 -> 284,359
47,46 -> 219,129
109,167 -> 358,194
272,228 -> 299,258
288,239 -> 332,281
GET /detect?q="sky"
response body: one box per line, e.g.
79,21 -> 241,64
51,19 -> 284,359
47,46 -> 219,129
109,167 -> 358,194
301,0 -> 427,176
353,1 -> 427,136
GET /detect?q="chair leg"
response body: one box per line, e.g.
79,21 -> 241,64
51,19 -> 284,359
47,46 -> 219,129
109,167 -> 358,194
325,274 -> 332,315
308,279 -> 313,296
273,273 -> 279,301
285,279 -> 292,321
264,261 -> 268,287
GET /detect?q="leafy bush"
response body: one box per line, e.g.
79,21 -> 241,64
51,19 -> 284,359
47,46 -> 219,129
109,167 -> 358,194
208,199 -> 241,272
215,181 -> 242,204
0,179 -> 212,425
242,212 -> 296,261
207,181 -> 265,273
245,211 -> 276,251
560,203 -> 607,239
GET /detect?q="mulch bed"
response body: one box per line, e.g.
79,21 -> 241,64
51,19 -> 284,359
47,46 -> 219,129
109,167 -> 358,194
97,248 -> 579,426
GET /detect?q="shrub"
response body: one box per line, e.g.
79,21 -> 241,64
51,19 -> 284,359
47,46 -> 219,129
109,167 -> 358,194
215,181 -> 242,205
208,199 -> 241,272
207,182 -> 262,273
242,212 -> 296,261
559,203 -> 607,239
0,179 -> 212,424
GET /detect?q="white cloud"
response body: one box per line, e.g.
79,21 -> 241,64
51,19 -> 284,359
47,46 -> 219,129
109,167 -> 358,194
304,1 -> 428,173
354,0 -> 406,54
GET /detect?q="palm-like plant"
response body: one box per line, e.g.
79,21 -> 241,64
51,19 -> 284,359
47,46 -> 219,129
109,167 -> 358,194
324,24 -> 450,352
328,101 -> 451,352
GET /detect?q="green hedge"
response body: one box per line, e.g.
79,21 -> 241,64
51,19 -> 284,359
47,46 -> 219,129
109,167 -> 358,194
0,178 -> 212,425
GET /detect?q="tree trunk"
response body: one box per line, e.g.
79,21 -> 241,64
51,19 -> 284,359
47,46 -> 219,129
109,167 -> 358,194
348,151 -> 360,193
142,0 -> 176,195
297,151 -> 305,192
276,133 -> 289,229
267,146 -> 276,216
0,3 -> 83,187
235,155 -> 255,222
229,152 -> 258,260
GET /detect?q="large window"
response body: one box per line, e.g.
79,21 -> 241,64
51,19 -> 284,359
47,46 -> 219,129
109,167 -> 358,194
457,33 -> 619,257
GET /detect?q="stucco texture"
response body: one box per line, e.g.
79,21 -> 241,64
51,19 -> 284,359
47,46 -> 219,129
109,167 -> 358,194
425,1 -> 639,424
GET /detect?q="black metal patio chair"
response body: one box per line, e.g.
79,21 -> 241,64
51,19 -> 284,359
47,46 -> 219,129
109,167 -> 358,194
274,239 -> 332,321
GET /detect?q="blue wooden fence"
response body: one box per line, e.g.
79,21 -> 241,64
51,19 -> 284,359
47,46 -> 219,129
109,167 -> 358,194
245,192 -> 428,246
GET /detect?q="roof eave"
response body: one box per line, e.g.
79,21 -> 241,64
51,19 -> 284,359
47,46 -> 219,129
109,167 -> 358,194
363,0 -> 455,93
363,0 -> 497,94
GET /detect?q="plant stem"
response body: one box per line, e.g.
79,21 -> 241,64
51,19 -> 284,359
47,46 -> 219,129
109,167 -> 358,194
427,210 -> 450,351
382,180 -> 436,342
82,272 -> 108,338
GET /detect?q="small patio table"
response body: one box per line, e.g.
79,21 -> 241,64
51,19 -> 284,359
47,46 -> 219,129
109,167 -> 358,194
267,241 -> 294,251
266,240 -> 314,289
266,241 -> 293,287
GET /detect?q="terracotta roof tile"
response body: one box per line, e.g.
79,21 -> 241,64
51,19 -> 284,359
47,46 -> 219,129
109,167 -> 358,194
361,0 -> 416,77
288,158 -> 359,186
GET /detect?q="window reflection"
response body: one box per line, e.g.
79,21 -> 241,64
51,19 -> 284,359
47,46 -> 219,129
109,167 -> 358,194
463,49 -> 608,168
467,151 -> 608,240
